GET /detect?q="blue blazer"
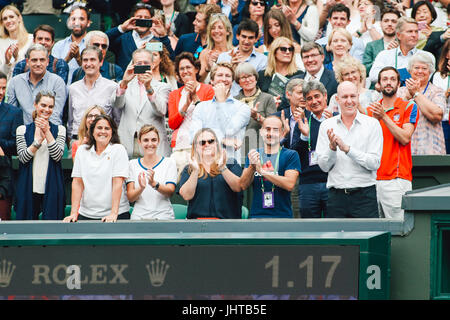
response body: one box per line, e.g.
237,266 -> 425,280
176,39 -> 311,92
290,68 -> 338,104
106,27 -> 175,71
273,107 -> 301,150
0,101 -> 23,157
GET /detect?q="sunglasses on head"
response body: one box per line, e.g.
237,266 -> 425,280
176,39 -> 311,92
193,46 -> 204,59
251,1 -> 266,6
92,42 -> 108,50
278,46 -> 294,53
198,139 -> 216,146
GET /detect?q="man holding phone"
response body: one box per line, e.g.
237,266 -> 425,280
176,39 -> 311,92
113,48 -> 172,158
106,3 -> 175,71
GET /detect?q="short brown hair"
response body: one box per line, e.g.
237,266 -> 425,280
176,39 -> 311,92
138,124 -> 160,141
33,24 -> 55,42
210,62 -> 234,82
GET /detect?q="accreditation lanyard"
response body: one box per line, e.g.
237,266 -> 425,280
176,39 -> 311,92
260,147 -> 282,193
423,81 -> 430,95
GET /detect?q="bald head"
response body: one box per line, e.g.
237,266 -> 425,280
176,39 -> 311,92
336,81 -> 359,118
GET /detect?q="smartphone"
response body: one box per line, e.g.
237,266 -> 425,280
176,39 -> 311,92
146,42 -> 163,52
134,65 -> 151,74
417,21 -> 427,31
135,19 -> 153,28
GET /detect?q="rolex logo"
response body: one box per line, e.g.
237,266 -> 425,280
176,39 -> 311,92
145,259 -> 169,287
0,259 -> 16,288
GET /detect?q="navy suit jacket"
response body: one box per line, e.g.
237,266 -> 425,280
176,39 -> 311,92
106,27 -> 175,71
0,101 -> 23,157
274,107 -> 301,150
290,68 -> 338,104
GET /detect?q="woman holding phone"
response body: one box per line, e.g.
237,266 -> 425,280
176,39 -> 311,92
411,1 -> 444,49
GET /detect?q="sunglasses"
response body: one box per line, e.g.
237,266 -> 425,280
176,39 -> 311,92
278,46 -> 294,53
92,42 -> 108,50
198,139 -> 216,146
251,1 -> 266,6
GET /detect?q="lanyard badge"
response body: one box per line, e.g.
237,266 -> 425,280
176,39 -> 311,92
260,148 -> 281,209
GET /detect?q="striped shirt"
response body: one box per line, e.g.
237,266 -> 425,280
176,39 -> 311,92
16,124 -> 66,193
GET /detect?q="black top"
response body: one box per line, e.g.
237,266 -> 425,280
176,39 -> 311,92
177,159 -> 243,219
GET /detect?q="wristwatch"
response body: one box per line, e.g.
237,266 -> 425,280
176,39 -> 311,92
153,182 -> 160,190
32,140 -> 42,149
146,87 -> 154,95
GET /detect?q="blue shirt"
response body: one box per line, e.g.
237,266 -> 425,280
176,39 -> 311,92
70,61 -> 124,84
51,35 -> 87,84
217,48 -> 267,97
245,147 -> 301,218
190,96 -> 251,163
13,55 -> 69,84
6,71 -> 68,125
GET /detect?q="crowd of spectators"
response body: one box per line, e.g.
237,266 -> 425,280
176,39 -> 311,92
0,0 -> 449,222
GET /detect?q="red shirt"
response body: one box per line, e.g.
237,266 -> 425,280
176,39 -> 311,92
367,97 -> 419,181
168,83 -> 215,148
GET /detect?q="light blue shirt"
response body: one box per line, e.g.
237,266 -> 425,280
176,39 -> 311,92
52,35 -> 87,84
217,48 -> 268,97
190,96 -> 251,162
6,71 -> 68,125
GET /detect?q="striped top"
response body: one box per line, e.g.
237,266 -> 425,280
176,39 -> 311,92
16,124 -> 66,193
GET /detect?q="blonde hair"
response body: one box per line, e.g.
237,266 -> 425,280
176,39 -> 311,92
0,5 -> 29,50
334,56 -> 366,85
78,105 -> 106,141
190,128 -> 222,179
206,14 -> 233,51
265,36 -> 298,77
327,27 -> 352,51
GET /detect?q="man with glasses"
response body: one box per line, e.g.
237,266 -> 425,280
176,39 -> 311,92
70,31 -> 124,83
106,2 -> 175,71
7,44 -> 67,126
291,42 -> 338,104
217,19 -> 267,96
13,24 -> 69,84
51,5 -> 92,84
190,62 -> 250,163
239,115 -> 301,218
174,3 -> 222,58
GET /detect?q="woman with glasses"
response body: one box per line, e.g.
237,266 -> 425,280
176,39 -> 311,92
15,92 -> 66,220
198,13 -> 234,82
324,28 -> 352,71
353,0 -> 383,46
64,114 -> 130,222
177,128 -> 243,219
257,36 -> 302,100
234,62 -> 277,153
281,0 -> 319,45
168,52 -> 215,177
232,0 -> 268,47
329,56 -> 380,114
71,105 -> 106,160
0,5 -> 33,80
127,125 -> 177,220
431,39 -> 450,154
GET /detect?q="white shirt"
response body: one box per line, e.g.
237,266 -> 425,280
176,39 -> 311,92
368,47 -> 435,85
72,143 -> 130,219
67,75 -> 118,136
304,65 -> 325,82
432,73 -> 450,122
127,157 -> 177,220
315,112 -> 383,189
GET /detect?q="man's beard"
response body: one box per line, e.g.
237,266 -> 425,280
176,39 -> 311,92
382,86 -> 397,97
